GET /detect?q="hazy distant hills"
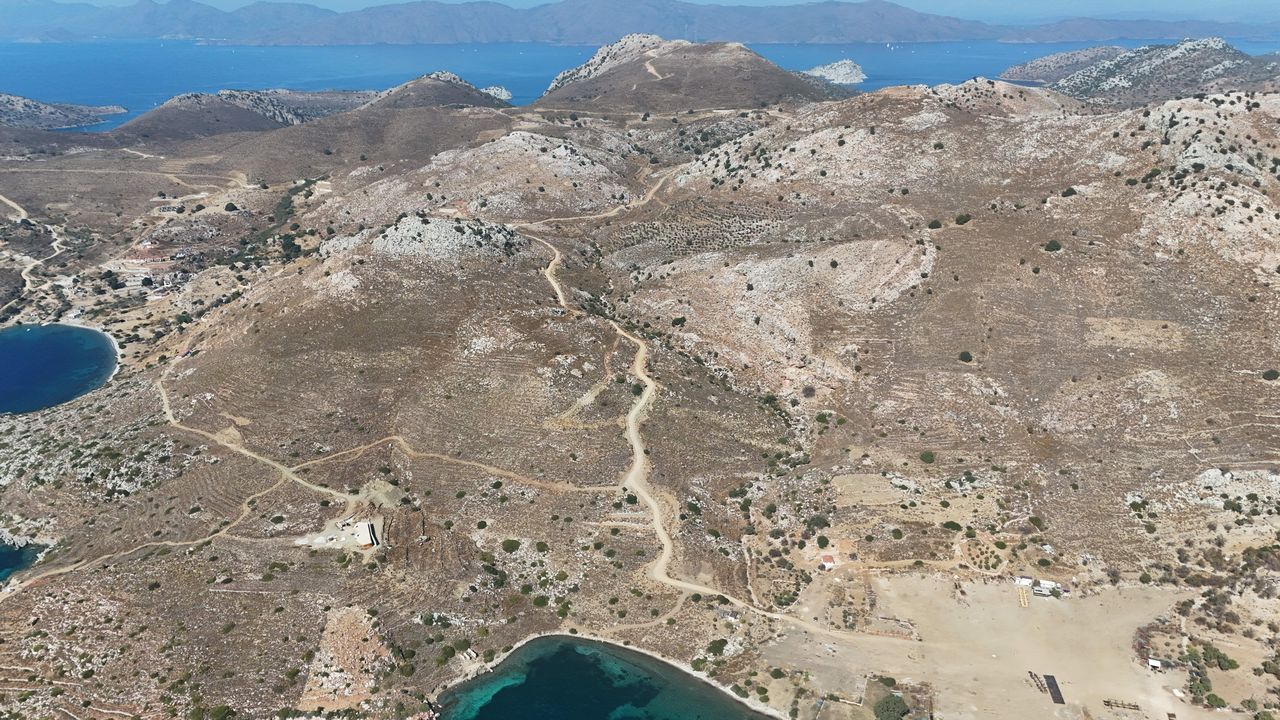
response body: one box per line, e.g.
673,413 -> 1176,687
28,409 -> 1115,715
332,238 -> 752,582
1000,17 -> 1279,44
4,0 -> 1279,45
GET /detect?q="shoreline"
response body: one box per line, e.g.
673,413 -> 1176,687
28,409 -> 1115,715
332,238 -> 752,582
45,318 -> 124,381
434,630 -> 786,720
0,321 -> 122,415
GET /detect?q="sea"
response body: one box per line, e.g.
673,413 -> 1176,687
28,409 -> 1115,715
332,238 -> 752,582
4,38 -> 1280,130
439,636 -> 774,720
0,323 -> 118,414
0,542 -> 40,583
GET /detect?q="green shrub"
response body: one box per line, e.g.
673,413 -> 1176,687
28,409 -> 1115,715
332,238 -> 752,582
874,693 -> 909,720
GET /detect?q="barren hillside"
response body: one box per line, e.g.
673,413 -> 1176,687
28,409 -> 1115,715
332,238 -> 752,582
0,35 -> 1277,720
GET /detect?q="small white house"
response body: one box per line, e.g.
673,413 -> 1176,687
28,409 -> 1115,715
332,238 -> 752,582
357,522 -> 380,548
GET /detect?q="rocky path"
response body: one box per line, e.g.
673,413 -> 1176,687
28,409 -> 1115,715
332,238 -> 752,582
0,193 -> 27,221
0,198 -> 68,316
520,177 -> 926,653
157,364 -> 353,505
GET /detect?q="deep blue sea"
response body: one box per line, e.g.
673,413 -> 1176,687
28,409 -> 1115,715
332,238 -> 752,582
4,39 -> 1280,130
440,636 -> 772,720
0,542 -> 40,583
0,323 -> 118,414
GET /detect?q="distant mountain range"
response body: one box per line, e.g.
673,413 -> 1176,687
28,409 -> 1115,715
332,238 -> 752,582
3,0 -> 1279,45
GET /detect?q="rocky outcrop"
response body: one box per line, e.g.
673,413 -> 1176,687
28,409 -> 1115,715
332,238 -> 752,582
802,59 -> 866,85
999,46 -> 1126,84
215,89 -> 379,125
0,92 -> 124,130
135,88 -> 377,130
539,35 -> 851,111
545,34 -> 682,94
480,86 -> 513,102
1046,38 -> 1280,105
425,72 -> 512,104
364,72 -> 511,110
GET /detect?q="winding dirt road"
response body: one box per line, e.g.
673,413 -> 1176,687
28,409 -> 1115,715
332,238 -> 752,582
290,434 -> 612,495
157,366 -> 352,505
521,184 -> 922,650
0,195 -> 69,315
0,193 -> 27,222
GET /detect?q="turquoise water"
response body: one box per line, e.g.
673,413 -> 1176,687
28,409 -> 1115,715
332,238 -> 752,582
6,39 -> 1280,130
0,324 -> 117,414
440,636 -> 773,720
0,542 -> 40,583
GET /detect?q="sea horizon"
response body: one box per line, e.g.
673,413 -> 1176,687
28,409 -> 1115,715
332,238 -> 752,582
6,37 -> 1280,130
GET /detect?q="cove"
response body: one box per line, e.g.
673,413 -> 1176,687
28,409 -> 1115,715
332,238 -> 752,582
439,636 -> 774,720
0,542 -> 40,583
0,324 -> 118,414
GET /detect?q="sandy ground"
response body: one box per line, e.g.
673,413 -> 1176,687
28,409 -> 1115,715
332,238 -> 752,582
298,606 -> 388,712
765,575 -> 1221,720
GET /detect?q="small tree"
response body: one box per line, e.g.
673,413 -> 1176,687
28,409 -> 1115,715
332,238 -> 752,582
874,693 -> 909,720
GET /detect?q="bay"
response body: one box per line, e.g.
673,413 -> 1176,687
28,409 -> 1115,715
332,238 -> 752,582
439,636 -> 774,720
0,323 -> 118,414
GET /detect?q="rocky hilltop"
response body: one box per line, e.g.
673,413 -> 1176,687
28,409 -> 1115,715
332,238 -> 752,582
802,59 -> 867,85
539,34 -> 850,111
216,88 -> 381,125
1044,38 -> 1280,105
363,71 -> 512,109
998,46 -> 1126,85
111,74 -> 506,141
480,85 -> 513,101
0,92 -> 124,130
545,34 -> 678,94
112,92 -> 289,140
